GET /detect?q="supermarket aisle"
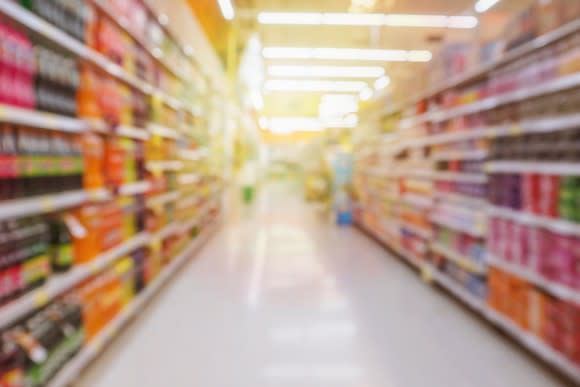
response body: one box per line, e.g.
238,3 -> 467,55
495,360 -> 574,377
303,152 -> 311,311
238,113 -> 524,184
77,183 -> 571,387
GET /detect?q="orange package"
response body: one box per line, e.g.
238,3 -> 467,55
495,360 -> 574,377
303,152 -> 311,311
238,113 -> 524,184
81,132 -> 104,190
73,205 -> 102,264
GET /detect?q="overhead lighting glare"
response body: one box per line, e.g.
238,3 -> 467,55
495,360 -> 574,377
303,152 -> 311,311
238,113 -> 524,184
257,12 -> 478,29
360,88 -> 373,101
475,0 -> 501,13
265,80 -> 368,93
263,47 -> 432,62
374,76 -> 391,90
217,0 -> 235,20
268,65 -> 385,79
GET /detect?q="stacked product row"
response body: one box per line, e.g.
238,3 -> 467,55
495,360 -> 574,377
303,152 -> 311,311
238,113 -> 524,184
0,1 -> 224,386
354,6 -> 580,382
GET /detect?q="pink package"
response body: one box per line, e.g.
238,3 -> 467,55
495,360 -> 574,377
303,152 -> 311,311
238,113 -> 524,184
487,217 -> 500,257
505,220 -> 516,262
526,226 -> 548,273
511,222 -> 527,265
545,233 -> 577,287
572,238 -> 580,290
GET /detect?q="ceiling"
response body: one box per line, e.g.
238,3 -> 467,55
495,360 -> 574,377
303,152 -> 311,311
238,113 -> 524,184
230,0 -> 534,121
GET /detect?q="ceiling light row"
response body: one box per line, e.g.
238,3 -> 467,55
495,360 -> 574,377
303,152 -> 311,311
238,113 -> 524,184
258,12 -> 478,29
263,47 -> 432,62
268,65 -> 385,78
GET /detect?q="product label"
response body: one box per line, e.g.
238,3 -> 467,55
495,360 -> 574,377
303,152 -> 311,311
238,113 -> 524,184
54,245 -> 73,267
0,155 -> 18,178
22,255 -> 50,286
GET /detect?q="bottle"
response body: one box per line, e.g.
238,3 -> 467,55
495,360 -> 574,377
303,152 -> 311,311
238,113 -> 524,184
49,218 -> 73,272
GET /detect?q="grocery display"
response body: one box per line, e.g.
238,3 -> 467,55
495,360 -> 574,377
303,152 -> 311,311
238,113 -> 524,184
0,0 -> 225,386
354,3 -> 580,383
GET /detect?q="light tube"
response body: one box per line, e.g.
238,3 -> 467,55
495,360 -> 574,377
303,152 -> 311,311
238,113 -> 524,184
475,0 -> 501,13
257,12 -> 478,29
374,76 -> 391,90
265,80 -> 368,93
217,0 -> 235,20
268,65 -> 385,78
263,47 -> 432,62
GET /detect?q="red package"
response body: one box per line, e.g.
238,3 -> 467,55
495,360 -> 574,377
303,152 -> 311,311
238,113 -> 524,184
538,175 -> 560,218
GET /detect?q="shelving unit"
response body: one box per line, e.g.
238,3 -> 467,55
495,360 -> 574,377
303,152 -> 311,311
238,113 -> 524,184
354,12 -> 580,384
0,1 -> 227,385
46,218 -> 221,387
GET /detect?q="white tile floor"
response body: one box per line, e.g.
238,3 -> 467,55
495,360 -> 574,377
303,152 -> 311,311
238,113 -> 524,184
76,183 -> 573,387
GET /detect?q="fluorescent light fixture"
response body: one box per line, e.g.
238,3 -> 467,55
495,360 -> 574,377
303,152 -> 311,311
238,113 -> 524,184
319,94 -> 359,118
268,65 -> 385,79
250,92 -> 264,110
259,117 -> 270,128
263,47 -> 432,62
475,0 -> 501,13
374,76 -> 391,90
217,0 -> 235,20
258,12 -> 478,29
263,116 -> 359,133
265,80 -> 368,93
267,117 -> 323,134
360,87 -> 373,101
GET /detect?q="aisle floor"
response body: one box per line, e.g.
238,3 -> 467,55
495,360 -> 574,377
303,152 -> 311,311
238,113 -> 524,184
77,183 -> 572,387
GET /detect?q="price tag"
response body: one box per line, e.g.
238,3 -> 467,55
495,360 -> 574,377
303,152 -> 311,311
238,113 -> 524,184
89,261 -> 101,275
420,266 -> 433,284
150,239 -> 161,250
509,124 -> 522,136
151,166 -> 163,178
40,197 -> 55,212
33,292 -> 50,308
485,128 -> 498,138
91,340 -> 104,354
44,114 -> 57,129
0,105 -> 6,119
484,163 -> 493,173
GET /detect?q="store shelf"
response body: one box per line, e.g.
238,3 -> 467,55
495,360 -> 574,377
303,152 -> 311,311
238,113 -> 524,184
0,104 -> 86,132
115,125 -> 151,141
146,161 -> 184,172
118,181 -> 152,196
178,173 -> 201,186
430,242 -> 487,274
405,113 -> 580,149
0,232 -> 149,330
0,1 -> 181,110
150,222 -> 181,243
484,308 -> 580,384
427,265 -> 486,312
487,254 -> 580,304
359,212 -> 580,383
433,191 -> 488,208
419,18 -> 580,102
179,149 -> 208,161
401,193 -> 433,209
486,161 -> 580,176
428,171 -> 488,184
146,191 -> 180,208
0,189 -> 109,221
428,72 -> 580,123
355,220 -> 423,269
430,215 -> 487,238
487,205 -> 580,236
400,221 -> 432,240
46,218 -> 221,387
148,123 -> 182,140
93,0 -> 187,81
431,149 -> 488,161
